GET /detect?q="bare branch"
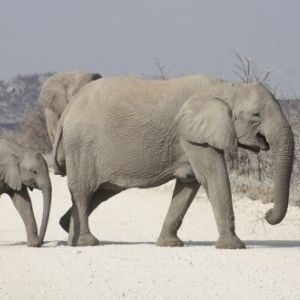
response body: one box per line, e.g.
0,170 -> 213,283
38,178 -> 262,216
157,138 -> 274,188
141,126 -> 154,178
231,51 -> 277,95
153,57 -> 168,80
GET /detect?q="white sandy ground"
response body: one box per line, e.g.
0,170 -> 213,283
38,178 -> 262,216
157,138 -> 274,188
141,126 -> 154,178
0,172 -> 299,300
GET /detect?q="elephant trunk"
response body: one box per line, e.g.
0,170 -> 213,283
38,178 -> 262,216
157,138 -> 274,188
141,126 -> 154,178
38,182 -> 52,245
262,113 -> 294,225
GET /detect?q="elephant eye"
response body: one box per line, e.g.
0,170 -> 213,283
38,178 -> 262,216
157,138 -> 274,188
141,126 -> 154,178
253,112 -> 260,118
31,169 -> 38,175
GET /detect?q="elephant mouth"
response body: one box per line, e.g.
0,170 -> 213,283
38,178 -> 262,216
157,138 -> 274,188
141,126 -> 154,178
256,133 -> 270,151
238,133 -> 270,153
238,143 -> 261,153
27,182 -> 38,191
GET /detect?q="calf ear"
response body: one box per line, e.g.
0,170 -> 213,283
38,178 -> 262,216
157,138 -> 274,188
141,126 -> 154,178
0,154 -> 22,191
38,77 -> 68,116
176,94 -> 237,154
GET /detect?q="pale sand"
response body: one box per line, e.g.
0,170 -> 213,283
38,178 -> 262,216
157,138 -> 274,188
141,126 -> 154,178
0,172 -> 299,299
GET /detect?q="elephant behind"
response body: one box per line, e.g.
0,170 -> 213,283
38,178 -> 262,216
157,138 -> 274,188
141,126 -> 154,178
39,70 -> 102,144
53,75 -> 294,249
0,139 -> 52,246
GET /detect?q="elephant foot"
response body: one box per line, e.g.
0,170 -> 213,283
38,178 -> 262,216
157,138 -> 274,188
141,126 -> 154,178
215,234 -> 246,249
68,232 -> 100,247
27,236 -> 40,247
156,235 -> 184,247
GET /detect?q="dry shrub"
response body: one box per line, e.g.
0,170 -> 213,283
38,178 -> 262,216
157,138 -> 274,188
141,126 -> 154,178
153,57 -> 168,80
231,51 -> 278,95
3,103 -> 51,154
247,185 -> 274,204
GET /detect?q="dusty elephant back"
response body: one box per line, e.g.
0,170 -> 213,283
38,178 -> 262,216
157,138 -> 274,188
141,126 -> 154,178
63,75 -> 222,140
68,75 -> 221,115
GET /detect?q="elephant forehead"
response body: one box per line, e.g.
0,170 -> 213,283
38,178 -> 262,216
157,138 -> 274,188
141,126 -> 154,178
235,84 -> 273,110
22,153 -> 42,168
71,73 -> 94,89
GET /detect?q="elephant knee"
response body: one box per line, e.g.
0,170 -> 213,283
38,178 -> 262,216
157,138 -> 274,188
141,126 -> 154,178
164,216 -> 183,234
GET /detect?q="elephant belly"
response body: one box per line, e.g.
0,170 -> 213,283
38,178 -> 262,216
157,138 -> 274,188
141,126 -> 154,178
100,156 -> 178,188
102,173 -> 175,190
174,164 -> 196,182
103,163 -> 196,190
100,159 -> 195,190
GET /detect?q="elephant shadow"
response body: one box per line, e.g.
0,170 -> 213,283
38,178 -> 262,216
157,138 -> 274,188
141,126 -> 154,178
47,239 -> 300,249
0,241 -> 28,246
1,240 -> 299,249
185,240 -> 300,248
45,240 -> 155,247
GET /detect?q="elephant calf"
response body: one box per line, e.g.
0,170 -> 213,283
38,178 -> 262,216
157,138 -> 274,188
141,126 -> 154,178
0,139 -> 51,247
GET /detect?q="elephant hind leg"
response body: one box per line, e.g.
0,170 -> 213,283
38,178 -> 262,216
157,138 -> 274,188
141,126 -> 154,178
60,188 -> 120,233
67,188 -> 120,246
156,180 -> 200,247
68,190 -> 99,246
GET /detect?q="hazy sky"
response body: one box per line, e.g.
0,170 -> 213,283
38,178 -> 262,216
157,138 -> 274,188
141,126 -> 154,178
0,0 -> 299,96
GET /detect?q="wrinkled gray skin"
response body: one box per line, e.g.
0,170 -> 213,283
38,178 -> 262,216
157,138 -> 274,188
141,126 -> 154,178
0,139 -> 52,247
39,70 -> 102,144
54,75 -> 294,249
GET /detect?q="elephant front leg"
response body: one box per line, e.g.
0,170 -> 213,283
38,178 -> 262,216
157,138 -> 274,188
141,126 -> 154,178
182,141 -> 245,249
10,188 -> 39,247
156,180 -> 200,247
68,191 -> 99,246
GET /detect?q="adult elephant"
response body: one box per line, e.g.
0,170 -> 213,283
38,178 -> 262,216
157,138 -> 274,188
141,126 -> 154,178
39,70 -> 102,144
0,139 -> 52,246
54,75 -> 294,249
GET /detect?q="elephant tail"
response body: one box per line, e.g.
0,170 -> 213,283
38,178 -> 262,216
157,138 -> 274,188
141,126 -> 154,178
53,120 -> 66,176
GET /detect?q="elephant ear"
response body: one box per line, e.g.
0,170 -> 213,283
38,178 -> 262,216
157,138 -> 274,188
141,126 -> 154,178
176,94 -> 238,153
38,77 -> 68,116
0,154 -> 22,191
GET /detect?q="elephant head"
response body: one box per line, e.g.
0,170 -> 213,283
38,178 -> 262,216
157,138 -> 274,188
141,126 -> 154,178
0,140 -> 52,245
230,83 -> 294,225
39,70 -> 102,117
177,82 -> 294,225
39,70 -> 102,151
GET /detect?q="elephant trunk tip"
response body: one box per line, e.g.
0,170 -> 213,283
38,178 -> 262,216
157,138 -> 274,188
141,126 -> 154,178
265,208 -> 286,225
